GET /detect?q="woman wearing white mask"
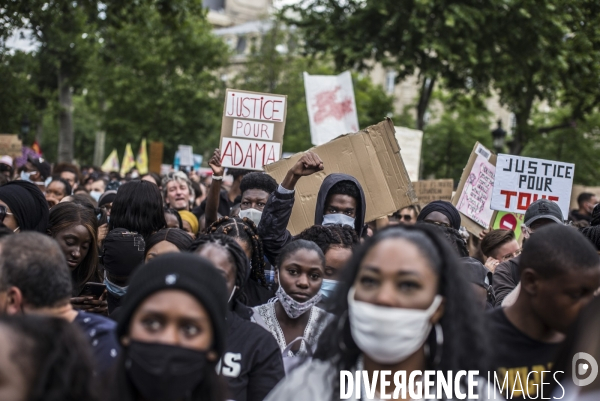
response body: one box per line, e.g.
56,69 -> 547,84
265,225 -> 495,400
252,239 -> 334,374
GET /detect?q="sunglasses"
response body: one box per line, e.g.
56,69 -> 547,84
423,219 -> 451,228
400,214 -> 413,222
0,205 -> 14,222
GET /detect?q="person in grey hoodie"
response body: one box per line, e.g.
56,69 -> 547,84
258,151 -> 366,266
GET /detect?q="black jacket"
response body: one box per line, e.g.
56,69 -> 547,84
221,307 -> 284,401
492,256 -> 521,307
258,174 -> 366,266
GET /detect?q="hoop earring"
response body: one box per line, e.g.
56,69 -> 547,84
433,323 -> 444,366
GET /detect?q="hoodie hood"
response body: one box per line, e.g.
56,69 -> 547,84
314,173 -> 366,236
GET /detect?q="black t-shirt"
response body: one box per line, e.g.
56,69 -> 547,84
486,308 -> 562,399
220,310 -> 284,401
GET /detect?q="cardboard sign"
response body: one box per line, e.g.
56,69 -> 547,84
304,71 -> 359,146
413,179 -> 454,206
149,142 -> 164,174
265,118 -> 417,235
178,145 -> 194,167
395,126 -> 423,181
452,142 -> 498,235
0,134 -> 22,159
570,185 -> 600,211
491,155 -> 574,219
219,89 -> 287,171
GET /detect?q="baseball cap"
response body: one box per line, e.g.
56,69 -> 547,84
524,199 -> 564,226
27,156 -> 52,180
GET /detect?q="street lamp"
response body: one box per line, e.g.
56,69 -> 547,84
491,119 -> 506,154
20,116 -> 30,145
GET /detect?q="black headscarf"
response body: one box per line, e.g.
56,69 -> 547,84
417,200 -> 462,230
144,228 -> 193,258
103,228 -> 146,277
0,181 -> 49,233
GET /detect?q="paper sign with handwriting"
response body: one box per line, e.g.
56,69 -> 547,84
220,89 -> 287,171
456,155 -> 496,228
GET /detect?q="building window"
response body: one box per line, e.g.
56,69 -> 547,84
386,70 -> 397,94
203,0 -> 225,11
236,36 -> 247,54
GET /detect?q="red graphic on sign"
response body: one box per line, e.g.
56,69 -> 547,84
312,86 -> 354,124
499,213 -> 518,231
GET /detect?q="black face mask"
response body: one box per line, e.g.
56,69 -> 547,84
125,340 -> 209,401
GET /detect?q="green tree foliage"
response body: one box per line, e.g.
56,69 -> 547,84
234,23 -> 396,153
421,94 -> 493,183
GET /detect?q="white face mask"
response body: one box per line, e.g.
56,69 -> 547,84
322,213 -> 355,228
239,208 -> 263,227
276,284 -> 322,319
347,286 -> 442,364
90,190 -> 102,202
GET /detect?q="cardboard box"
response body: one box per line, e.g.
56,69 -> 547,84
413,179 -> 454,206
452,142 -> 498,235
0,134 -> 22,159
265,118 -> 417,235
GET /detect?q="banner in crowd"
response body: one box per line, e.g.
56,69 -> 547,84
413,179 -> 453,206
304,71 -> 359,146
102,149 -> 120,173
177,145 -> 194,167
149,142 -> 164,174
265,118 -> 417,235
120,143 -> 135,176
136,139 -> 148,175
395,126 -> 423,181
491,154 -> 574,218
492,211 -> 525,242
452,143 -> 497,234
219,89 -> 287,171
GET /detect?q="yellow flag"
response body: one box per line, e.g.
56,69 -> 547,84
136,138 -> 148,175
101,149 -> 120,173
120,143 -> 135,176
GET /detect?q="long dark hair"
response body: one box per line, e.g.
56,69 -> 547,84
207,216 -> 267,287
47,202 -> 100,294
314,224 -> 488,397
190,233 -> 250,305
109,181 -> 166,240
0,314 -> 101,401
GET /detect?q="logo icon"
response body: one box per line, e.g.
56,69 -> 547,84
572,352 -> 598,386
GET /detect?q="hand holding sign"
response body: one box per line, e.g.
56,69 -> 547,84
209,149 -> 224,177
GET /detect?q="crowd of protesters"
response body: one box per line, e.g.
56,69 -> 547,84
0,150 -> 599,401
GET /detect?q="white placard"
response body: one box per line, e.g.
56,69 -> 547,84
178,145 -> 194,167
220,137 -> 281,170
304,71 -> 359,145
491,154 -> 574,218
395,126 -> 423,181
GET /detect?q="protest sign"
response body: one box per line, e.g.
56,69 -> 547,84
149,142 -> 164,174
413,179 -> 454,206
265,118 -> 417,235
491,155 -> 574,219
452,143 -> 497,234
492,211 -> 525,242
304,71 -> 359,146
570,185 -> 600,211
219,89 -> 287,171
395,126 -> 423,181
178,145 -> 194,167
0,134 -> 22,159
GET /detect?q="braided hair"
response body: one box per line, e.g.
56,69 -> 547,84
190,234 -> 250,304
293,224 -> 358,255
207,216 -> 267,286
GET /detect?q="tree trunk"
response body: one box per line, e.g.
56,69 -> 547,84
93,99 -> 107,166
58,67 -> 74,163
416,76 -> 436,131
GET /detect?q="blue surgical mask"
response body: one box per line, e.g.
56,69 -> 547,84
20,171 -> 32,182
104,277 -> 127,297
90,190 -> 102,202
322,213 -> 355,228
319,279 -> 339,299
